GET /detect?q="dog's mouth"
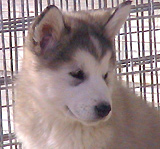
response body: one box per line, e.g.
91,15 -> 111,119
65,106 -> 111,125
65,106 -> 78,119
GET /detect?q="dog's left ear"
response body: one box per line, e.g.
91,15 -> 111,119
104,1 -> 132,40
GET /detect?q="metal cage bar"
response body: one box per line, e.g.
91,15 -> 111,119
0,0 -> 160,148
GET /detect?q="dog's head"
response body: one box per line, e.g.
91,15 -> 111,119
25,1 -> 131,125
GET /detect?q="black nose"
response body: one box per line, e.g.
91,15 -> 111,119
94,103 -> 111,118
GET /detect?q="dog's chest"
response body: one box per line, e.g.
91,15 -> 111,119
45,123 -> 113,149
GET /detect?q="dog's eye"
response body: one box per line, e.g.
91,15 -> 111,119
103,72 -> 108,80
69,70 -> 85,80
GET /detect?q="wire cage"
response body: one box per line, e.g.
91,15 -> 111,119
0,0 -> 160,148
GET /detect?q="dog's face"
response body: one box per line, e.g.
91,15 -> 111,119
26,2 -> 131,125
40,49 -> 114,124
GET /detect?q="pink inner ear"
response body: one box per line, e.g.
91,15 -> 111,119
40,34 -> 53,49
39,25 -> 56,54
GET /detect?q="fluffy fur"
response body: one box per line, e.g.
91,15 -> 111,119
15,1 -> 160,149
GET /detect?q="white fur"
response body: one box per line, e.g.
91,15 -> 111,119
15,49 -> 160,149
32,50 -> 112,123
15,50 -> 114,149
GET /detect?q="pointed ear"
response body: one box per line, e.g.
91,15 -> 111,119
104,1 -> 132,40
31,5 -> 64,54
88,9 -> 114,26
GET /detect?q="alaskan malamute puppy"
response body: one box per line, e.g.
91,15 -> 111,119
15,1 -> 160,149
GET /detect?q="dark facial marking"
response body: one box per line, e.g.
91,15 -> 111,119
35,18 -> 114,69
64,20 -> 113,60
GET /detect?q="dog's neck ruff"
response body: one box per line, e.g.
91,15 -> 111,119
36,115 -> 114,149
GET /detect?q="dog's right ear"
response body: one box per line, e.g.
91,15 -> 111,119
31,5 -> 64,55
103,1 -> 132,40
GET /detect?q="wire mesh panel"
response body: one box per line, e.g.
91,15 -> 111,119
115,0 -> 160,108
0,0 -> 160,148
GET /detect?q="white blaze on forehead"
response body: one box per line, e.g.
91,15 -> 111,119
73,50 -> 112,75
89,35 -> 102,58
100,50 -> 113,72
